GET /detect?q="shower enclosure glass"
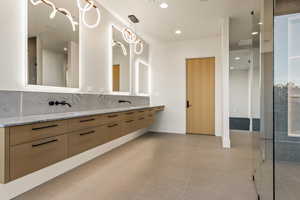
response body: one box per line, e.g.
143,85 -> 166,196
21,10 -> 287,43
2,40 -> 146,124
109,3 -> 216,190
253,0 -> 300,199
274,1 -> 300,199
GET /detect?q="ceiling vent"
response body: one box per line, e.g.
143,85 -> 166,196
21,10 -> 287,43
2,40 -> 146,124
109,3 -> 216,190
128,15 -> 140,23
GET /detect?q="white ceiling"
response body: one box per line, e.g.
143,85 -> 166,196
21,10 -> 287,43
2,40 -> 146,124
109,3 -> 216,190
98,0 -> 260,43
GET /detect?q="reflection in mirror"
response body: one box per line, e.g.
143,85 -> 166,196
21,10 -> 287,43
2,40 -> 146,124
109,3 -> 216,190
112,26 -> 130,93
27,0 -> 79,88
137,61 -> 150,95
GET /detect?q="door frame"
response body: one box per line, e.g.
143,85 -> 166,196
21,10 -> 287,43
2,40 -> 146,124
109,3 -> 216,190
185,57 -> 216,135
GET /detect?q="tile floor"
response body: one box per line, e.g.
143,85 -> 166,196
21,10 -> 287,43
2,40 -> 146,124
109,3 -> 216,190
14,132 -> 257,200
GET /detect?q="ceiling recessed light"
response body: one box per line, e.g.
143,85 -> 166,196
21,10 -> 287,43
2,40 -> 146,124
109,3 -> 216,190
258,22 -> 263,25
160,2 -> 168,8
252,31 -> 259,35
235,57 -> 241,60
175,30 -> 182,35
63,47 -> 68,51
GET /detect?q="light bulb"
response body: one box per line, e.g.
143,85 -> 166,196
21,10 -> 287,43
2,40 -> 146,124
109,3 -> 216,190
160,3 -> 168,8
82,5 -> 101,29
175,30 -> 182,34
76,0 -> 94,12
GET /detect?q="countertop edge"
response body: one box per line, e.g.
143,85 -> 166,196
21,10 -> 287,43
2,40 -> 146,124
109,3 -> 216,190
0,105 -> 165,128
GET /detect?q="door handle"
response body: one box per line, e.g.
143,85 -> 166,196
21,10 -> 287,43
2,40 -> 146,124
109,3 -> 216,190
187,101 -> 192,108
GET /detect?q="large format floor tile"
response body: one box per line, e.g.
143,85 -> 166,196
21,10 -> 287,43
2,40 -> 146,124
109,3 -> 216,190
14,132 -> 257,200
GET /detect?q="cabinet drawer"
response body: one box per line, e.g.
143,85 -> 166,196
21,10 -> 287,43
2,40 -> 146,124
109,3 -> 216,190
105,122 -> 124,141
136,114 -> 155,129
69,115 -> 103,131
10,135 -> 67,180
68,126 -> 107,156
10,120 -> 68,146
123,119 -> 138,135
101,113 -> 124,124
122,111 -> 136,120
154,106 -> 165,112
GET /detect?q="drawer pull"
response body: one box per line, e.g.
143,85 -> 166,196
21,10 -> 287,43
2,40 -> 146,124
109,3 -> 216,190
108,124 -> 118,128
32,124 -> 58,131
138,110 -> 145,113
32,139 -> 58,147
125,120 -> 134,123
80,119 -> 95,123
108,115 -> 118,118
138,117 -> 145,120
80,130 -> 96,136
126,112 -> 135,115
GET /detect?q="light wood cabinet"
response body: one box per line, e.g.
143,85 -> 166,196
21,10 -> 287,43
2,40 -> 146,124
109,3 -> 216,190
68,126 -> 106,156
10,120 -> 68,146
10,135 -> 67,180
0,106 -> 164,183
106,122 -> 124,141
69,115 -> 103,131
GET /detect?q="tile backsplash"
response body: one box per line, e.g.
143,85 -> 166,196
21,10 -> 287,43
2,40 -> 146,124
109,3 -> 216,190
0,91 -> 150,118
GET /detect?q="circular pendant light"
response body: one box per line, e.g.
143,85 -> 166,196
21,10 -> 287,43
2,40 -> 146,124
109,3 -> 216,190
134,39 -> 144,55
82,3 -> 101,29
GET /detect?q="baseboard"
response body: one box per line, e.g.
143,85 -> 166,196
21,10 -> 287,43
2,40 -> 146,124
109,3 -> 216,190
149,129 -> 186,135
230,129 -> 251,133
0,129 -> 147,200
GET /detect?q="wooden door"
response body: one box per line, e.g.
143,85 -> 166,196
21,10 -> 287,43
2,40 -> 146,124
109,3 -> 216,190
186,57 -> 215,135
113,65 -> 120,91
28,37 -> 37,85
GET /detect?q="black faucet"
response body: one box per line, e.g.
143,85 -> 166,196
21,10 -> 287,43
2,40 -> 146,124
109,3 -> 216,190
56,101 -> 72,107
49,101 -> 72,107
118,100 -> 132,104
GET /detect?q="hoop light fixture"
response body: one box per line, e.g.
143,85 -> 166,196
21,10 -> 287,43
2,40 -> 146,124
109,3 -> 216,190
121,27 -> 144,55
134,39 -> 144,55
112,40 -> 128,56
29,0 -> 101,31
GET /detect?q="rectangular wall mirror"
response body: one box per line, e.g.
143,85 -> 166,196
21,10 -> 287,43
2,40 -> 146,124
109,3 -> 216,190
136,60 -> 150,95
112,26 -> 130,93
27,0 -> 79,88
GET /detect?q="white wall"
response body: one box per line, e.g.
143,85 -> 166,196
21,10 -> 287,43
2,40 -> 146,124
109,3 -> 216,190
229,49 -> 260,120
150,37 -> 223,136
66,41 -> 79,88
229,70 -> 249,118
42,49 -> 67,87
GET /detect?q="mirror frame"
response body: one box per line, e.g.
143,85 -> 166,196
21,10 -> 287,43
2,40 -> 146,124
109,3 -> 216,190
25,0 -> 81,92
135,59 -> 151,96
109,24 -> 132,95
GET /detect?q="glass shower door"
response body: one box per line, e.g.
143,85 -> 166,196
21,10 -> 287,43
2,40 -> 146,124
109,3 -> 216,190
274,8 -> 300,200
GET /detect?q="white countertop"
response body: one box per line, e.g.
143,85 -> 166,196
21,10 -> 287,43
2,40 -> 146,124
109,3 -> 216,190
0,105 -> 164,128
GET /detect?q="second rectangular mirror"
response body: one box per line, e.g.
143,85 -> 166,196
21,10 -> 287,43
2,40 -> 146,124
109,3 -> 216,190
112,26 -> 130,93
136,60 -> 150,95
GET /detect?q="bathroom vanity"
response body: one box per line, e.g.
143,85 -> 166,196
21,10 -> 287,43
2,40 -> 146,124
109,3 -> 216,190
0,105 -> 164,183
